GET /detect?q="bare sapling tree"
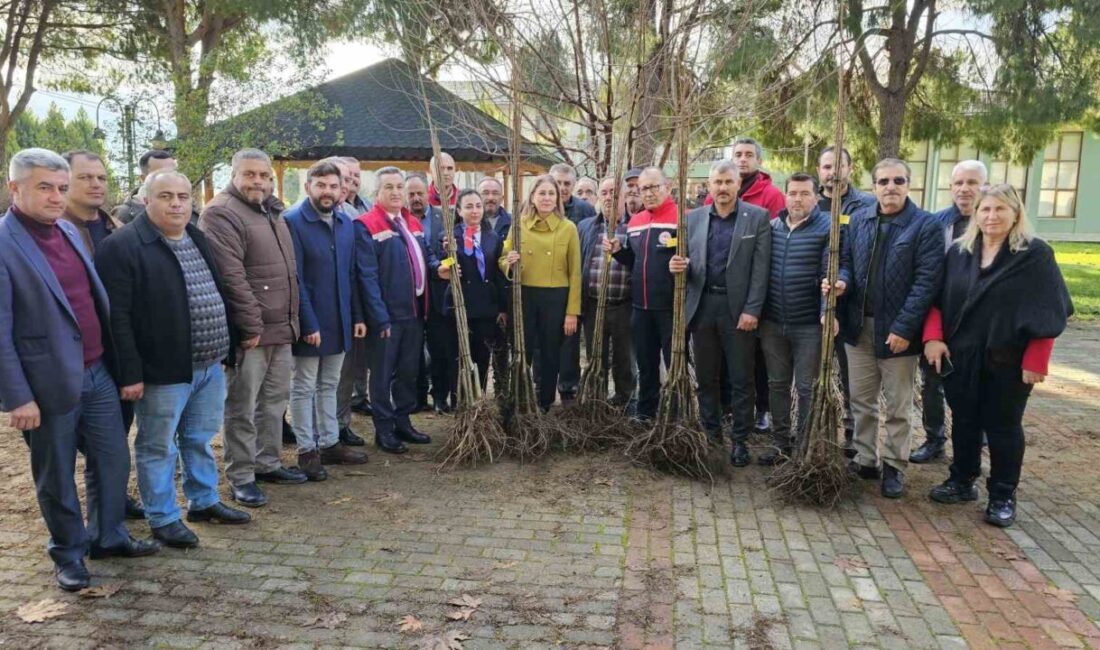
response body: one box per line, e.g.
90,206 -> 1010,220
768,0 -> 853,507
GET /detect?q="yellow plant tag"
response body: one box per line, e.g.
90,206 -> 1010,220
839,214 -> 850,225
441,257 -> 457,268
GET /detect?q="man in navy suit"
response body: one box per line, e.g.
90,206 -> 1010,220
0,148 -> 159,592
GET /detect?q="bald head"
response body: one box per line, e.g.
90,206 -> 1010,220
429,152 -> 456,189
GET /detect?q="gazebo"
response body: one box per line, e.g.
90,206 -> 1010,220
207,58 -> 557,202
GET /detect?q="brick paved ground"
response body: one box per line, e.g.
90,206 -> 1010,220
1,323 -> 1098,649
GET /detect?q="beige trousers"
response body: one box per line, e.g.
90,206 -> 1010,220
845,318 -> 918,472
223,344 -> 292,486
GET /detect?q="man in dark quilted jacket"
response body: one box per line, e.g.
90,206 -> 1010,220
833,158 -> 944,500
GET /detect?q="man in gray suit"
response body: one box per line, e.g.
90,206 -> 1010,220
670,160 -> 771,467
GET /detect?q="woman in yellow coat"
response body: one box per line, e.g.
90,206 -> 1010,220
501,175 -> 582,411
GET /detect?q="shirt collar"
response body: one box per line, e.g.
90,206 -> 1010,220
525,212 -> 561,231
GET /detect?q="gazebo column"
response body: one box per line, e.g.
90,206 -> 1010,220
274,161 -> 286,199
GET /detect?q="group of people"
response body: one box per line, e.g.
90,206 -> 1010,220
0,135 -> 1072,593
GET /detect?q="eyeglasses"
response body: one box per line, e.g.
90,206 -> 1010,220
639,184 -> 663,194
875,176 -> 909,187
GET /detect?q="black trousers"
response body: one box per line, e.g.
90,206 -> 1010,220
691,293 -> 756,441
581,297 -> 637,403
426,311 -> 456,409
452,316 -> 496,393
632,308 -> 673,419
368,319 -> 424,435
522,287 -> 569,410
919,357 -> 947,443
558,327 -> 580,398
943,356 -> 1032,496
491,314 -> 511,398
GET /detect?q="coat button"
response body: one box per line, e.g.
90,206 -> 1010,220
73,335 -> 81,341
263,285 -> 269,290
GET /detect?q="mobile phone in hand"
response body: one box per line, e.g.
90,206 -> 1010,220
938,356 -> 955,378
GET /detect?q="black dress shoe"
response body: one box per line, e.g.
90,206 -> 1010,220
282,417 -> 296,446
985,497 -> 1017,527
847,460 -> 881,480
929,479 -> 979,504
351,400 -> 373,416
89,536 -> 161,559
125,495 -> 146,520
255,467 -> 308,485
339,427 -> 366,447
56,561 -> 90,592
375,430 -> 408,454
187,501 -> 252,525
881,465 -> 905,499
396,426 -> 431,444
230,482 -> 268,508
151,520 -> 200,548
730,442 -> 751,467
909,439 -> 945,464
757,447 -> 792,467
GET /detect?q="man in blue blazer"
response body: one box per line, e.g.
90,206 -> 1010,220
0,149 -> 159,591
284,161 -> 368,480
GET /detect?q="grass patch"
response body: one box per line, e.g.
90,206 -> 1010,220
1051,242 -> 1100,321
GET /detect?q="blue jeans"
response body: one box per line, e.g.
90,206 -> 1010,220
290,352 -> 345,452
23,361 -> 130,566
134,364 -> 225,528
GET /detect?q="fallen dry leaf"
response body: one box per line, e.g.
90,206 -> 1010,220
990,542 -> 1023,561
833,555 -> 870,574
405,452 -> 431,462
344,470 -> 370,477
16,599 -> 68,623
398,614 -> 424,633
446,594 -> 482,609
368,490 -> 402,503
78,583 -> 122,599
326,496 -> 352,505
446,608 -> 475,621
308,612 -> 347,629
1044,585 -> 1078,603
418,630 -> 470,650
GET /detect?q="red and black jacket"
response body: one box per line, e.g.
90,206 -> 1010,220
611,197 -> 678,311
354,205 -> 432,331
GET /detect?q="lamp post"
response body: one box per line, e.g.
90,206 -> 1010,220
93,94 -> 167,193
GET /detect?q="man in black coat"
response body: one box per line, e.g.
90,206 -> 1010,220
96,170 -> 251,549
834,158 -> 944,499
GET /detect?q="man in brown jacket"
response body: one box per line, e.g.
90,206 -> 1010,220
200,148 -> 304,507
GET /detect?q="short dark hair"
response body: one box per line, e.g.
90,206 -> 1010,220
139,149 -> 173,173
62,150 -> 104,165
819,145 -> 852,166
785,172 -> 818,192
306,161 -> 342,182
872,158 -> 912,181
457,188 -> 482,207
376,166 -> 404,186
405,171 -> 428,185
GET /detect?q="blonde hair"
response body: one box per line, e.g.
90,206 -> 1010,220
520,175 -> 564,221
955,183 -> 1034,254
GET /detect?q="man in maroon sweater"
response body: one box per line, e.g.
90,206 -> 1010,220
0,148 -> 159,591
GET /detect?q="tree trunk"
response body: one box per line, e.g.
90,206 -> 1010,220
876,91 -> 906,159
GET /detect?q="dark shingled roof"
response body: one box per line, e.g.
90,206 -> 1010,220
220,57 -> 558,167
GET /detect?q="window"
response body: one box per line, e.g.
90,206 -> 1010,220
934,142 -> 978,211
1039,132 -> 1082,219
987,159 -> 1029,205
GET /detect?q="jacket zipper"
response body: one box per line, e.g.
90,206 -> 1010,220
860,218 -> 878,323
641,225 -> 651,310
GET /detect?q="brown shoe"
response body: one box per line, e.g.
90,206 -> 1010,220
298,450 -> 328,481
320,442 -> 368,465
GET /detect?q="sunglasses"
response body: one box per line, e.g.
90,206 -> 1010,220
875,176 -> 909,187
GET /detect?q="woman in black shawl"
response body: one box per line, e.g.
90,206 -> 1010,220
922,184 -> 1073,528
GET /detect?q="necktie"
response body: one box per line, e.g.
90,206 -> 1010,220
393,215 -> 424,294
464,226 -> 486,280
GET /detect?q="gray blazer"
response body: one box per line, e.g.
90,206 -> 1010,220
683,201 -> 772,325
0,210 -> 114,415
